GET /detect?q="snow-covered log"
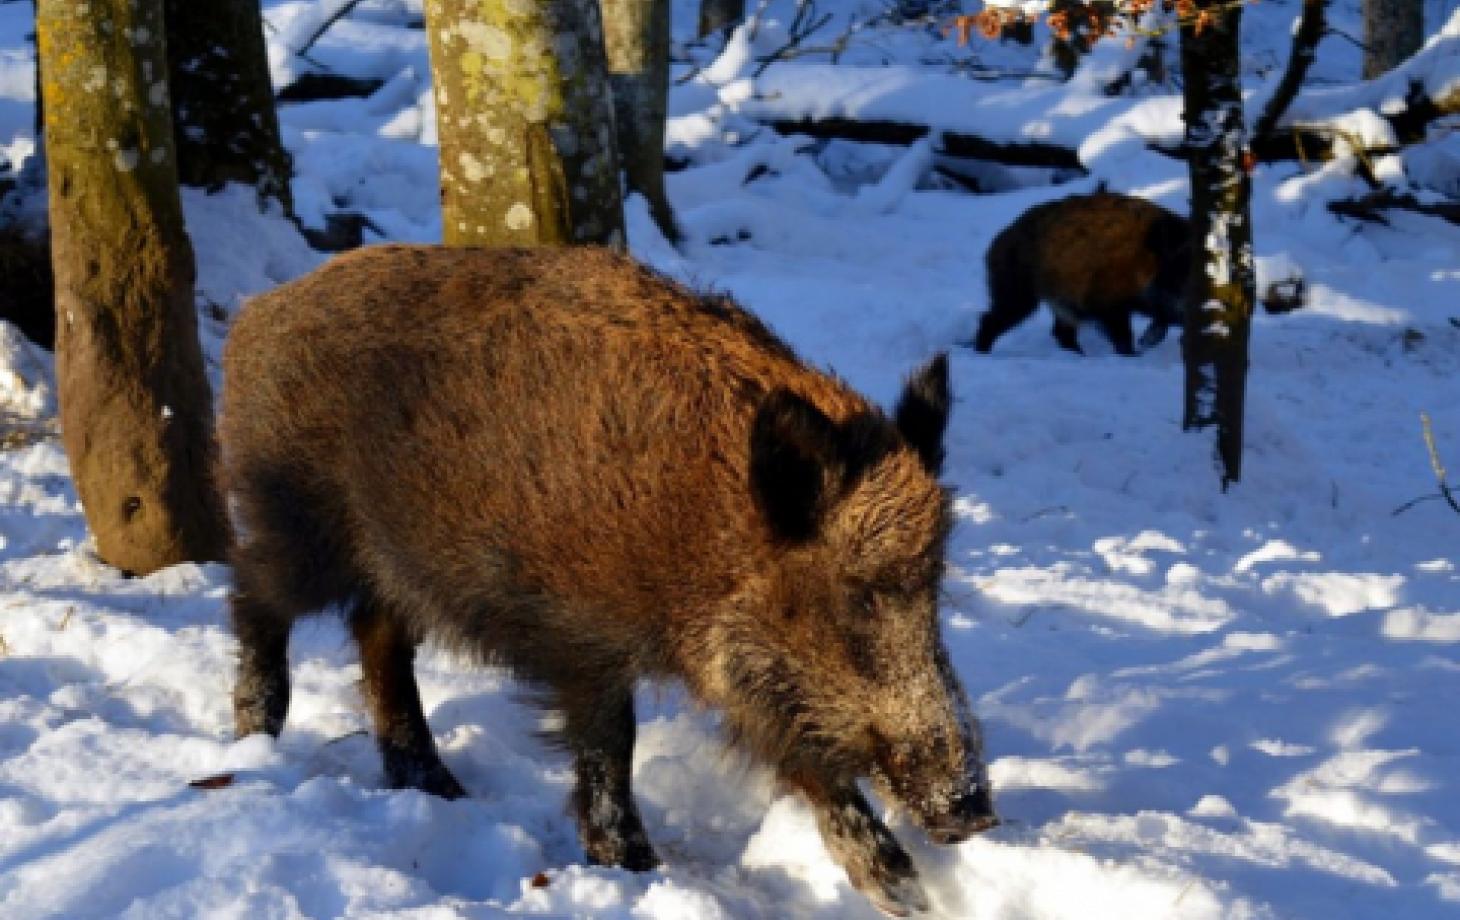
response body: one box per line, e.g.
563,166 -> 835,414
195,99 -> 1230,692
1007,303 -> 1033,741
766,116 -> 1086,171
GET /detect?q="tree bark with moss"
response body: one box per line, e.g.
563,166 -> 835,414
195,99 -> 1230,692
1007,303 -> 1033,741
1178,0 -> 1256,487
163,0 -> 292,213
38,0 -> 227,574
602,0 -> 679,241
423,0 -> 624,246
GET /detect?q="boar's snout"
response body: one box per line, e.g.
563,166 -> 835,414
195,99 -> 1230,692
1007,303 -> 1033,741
873,725 -> 999,845
924,783 -> 1000,845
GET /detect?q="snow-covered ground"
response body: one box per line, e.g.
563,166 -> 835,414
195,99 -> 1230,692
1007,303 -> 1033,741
3,1 -> 1460,917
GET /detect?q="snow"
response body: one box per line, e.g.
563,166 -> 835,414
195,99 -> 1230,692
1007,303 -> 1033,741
2,0 -> 1460,917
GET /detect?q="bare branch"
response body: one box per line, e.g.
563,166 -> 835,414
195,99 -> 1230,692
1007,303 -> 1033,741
296,0 -> 365,58
1252,0 -> 1327,143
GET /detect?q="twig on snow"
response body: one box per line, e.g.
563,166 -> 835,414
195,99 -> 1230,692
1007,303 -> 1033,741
1392,413 -> 1460,515
1422,413 -> 1460,514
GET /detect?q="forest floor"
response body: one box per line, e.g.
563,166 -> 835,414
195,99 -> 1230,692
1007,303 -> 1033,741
3,1 -> 1460,917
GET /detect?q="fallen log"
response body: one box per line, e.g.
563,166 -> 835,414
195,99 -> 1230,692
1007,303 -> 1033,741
1328,189 -> 1460,227
761,79 -> 1457,178
766,116 -> 1087,171
1250,80 -> 1460,167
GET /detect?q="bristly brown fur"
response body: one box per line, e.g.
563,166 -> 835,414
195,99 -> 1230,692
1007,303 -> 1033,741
219,244 -> 994,914
974,191 -> 1191,356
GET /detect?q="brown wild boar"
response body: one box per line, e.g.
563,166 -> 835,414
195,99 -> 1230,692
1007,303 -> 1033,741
219,245 -> 997,916
974,191 -> 1191,356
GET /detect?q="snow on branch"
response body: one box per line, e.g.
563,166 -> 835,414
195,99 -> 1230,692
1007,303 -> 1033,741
1254,8 -> 1460,167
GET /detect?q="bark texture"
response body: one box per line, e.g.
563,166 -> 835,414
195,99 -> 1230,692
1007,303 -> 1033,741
601,0 -> 679,241
1179,1 -> 1256,487
163,0 -> 293,213
1363,0 -> 1423,78
697,0 -> 744,38
423,0 -> 624,246
38,0 -> 227,573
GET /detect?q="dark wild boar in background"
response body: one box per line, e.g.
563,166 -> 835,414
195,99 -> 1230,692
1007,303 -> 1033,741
219,245 -> 997,916
974,191 -> 1191,356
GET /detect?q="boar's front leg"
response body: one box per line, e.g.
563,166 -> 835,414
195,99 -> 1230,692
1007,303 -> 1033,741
231,590 -> 293,738
352,603 -> 466,800
794,776 -> 929,917
561,684 -> 659,871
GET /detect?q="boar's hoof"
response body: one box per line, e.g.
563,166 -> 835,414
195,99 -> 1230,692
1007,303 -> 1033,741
841,832 -> 929,917
857,862 -> 930,918
583,826 -> 660,872
385,754 -> 467,800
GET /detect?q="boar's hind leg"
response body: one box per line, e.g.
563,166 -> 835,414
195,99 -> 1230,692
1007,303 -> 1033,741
798,779 -> 929,917
352,603 -> 466,800
1137,316 -> 1170,352
563,685 -> 658,871
231,589 -> 293,738
973,267 -> 1040,353
1050,317 -> 1083,354
1098,309 -> 1137,356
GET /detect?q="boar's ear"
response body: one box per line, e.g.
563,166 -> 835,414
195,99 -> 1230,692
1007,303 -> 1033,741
895,352 -> 950,476
751,387 -> 843,541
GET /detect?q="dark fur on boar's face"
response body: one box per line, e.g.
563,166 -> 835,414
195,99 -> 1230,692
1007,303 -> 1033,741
219,245 -> 996,916
974,191 -> 1191,356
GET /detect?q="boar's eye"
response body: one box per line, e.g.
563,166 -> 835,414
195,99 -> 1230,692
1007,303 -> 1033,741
843,624 -> 880,679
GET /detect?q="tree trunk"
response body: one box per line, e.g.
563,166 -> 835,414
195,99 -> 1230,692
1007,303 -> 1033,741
423,0 -> 625,246
1179,1 -> 1256,488
38,0 -> 227,574
601,0 -> 679,241
1363,0 -> 1423,78
163,0 -> 293,214
697,0 -> 744,38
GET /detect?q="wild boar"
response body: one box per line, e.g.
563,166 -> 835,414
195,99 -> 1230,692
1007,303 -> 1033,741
219,245 -> 996,916
973,191 -> 1191,356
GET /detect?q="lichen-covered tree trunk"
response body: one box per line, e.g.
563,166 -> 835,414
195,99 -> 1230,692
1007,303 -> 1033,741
697,0 -> 743,38
38,0 -> 227,573
601,0 -> 679,241
1179,0 -> 1256,488
1363,0 -> 1424,78
424,0 -> 624,246
162,0 -> 293,214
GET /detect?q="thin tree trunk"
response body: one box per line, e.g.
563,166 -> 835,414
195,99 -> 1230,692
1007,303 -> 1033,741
1253,0 -> 1327,142
697,0 -> 744,38
163,0 -> 293,214
602,0 -> 679,241
1363,0 -> 1424,78
38,0 -> 226,574
423,0 -> 625,246
1179,0 -> 1256,488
